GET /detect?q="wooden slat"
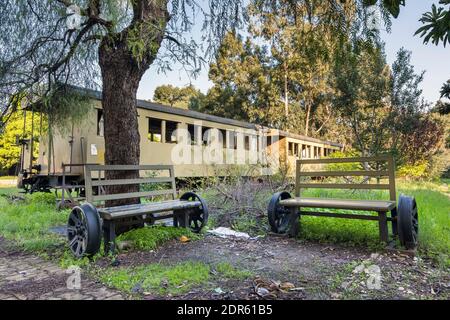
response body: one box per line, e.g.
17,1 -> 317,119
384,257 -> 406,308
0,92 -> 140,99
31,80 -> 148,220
85,164 -> 173,171
295,160 -> 301,197
84,165 -> 93,203
92,189 -> 174,202
100,200 -> 201,220
91,177 -> 173,187
299,211 -> 393,221
298,170 -> 389,177
280,197 -> 396,211
297,155 -> 390,165
387,156 -> 397,201
298,183 -> 391,190
97,199 -> 180,213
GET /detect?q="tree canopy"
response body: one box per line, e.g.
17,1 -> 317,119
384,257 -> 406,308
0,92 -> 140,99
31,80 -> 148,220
153,84 -> 204,109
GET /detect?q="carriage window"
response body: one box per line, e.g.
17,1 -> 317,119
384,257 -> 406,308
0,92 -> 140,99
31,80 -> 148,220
294,143 -> 299,156
202,126 -> 212,145
288,142 -> 294,156
148,118 -> 162,142
219,129 -> 227,148
165,121 -> 178,143
187,124 -> 196,145
97,109 -> 104,137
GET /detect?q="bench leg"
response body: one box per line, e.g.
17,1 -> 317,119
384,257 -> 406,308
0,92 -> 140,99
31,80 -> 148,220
390,208 -> 398,236
103,220 -> 116,255
378,212 -> 389,243
174,210 -> 189,229
287,207 -> 299,238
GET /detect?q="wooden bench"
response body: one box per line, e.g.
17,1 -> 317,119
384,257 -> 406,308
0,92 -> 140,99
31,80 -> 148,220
268,155 -> 418,248
67,165 -> 208,258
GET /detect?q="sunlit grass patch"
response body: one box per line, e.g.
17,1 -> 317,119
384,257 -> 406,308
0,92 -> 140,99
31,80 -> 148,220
100,261 -> 210,295
0,190 -> 67,252
100,260 -> 253,296
116,225 -> 202,251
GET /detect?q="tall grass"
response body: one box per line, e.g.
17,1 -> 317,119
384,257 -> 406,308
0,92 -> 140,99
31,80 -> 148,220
298,180 -> 449,266
0,190 -> 68,252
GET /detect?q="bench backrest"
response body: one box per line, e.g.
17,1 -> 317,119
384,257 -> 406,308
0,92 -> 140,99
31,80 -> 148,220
84,164 -> 177,204
295,155 -> 396,201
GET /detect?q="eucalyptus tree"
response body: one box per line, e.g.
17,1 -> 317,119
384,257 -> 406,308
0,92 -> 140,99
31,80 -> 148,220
1,0 -> 439,196
0,0 -> 245,195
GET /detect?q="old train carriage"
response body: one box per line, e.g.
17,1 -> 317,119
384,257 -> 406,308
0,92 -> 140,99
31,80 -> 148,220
18,87 -> 342,192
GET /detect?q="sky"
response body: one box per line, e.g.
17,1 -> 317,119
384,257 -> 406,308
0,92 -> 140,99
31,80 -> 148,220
137,0 -> 450,104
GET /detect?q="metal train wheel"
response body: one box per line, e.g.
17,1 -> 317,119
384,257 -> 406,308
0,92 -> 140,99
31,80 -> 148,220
268,191 -> 292,234
67,203 -> 101,258
180,192 -> 209,233
397,195 -> 419,250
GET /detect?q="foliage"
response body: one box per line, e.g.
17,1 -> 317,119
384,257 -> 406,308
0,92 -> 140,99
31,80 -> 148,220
397,161 -> 428,179
200,32 -> 284,126
415,1 -> 450,47
116,225 -> 201,251
0,110 -> 41,170
153,84 -> 205,109
333,45 -> 443,170
0,0 -> 247,116
440,79 -> 450,101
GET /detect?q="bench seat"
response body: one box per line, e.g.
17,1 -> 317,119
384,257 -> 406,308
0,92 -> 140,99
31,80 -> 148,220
98,199 -> 202,220
279,197 -> 396,212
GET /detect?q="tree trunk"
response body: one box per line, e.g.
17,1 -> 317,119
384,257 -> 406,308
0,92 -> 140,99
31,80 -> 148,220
305,102 -> 311,136
97,1 -> 169,220
99,40 -> 144,208
284,64 -> 289,117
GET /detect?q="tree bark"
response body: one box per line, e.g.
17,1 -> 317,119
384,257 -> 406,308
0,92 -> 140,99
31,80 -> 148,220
98,1 -> 169,214
305,102 -> 311,136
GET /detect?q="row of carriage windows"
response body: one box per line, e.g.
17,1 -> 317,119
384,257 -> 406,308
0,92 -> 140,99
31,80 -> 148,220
288,142 -> 334,159
97,110 -> 333,156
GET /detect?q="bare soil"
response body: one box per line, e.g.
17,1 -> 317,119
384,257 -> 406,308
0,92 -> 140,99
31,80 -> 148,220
96,234 -> 450,300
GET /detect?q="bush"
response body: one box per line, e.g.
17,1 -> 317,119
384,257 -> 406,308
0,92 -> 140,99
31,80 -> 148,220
397,161 -> 428,179
25,192 -> 56,205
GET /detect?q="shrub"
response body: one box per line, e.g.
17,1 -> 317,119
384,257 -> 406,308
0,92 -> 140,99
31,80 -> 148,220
397,161 -> 428,179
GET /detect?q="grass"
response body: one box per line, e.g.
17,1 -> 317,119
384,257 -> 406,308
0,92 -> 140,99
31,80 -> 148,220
0,190 -> 67,252
0,179 -> 448,268
100,261 -> 210,295
214,262 -> 253,280
99,260 -> 253,295
116,225 -> 202,251
0,176 -> 16,181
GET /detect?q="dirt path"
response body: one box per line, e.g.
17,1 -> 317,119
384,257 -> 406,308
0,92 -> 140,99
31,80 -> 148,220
0,238 -> 124,300
103,235 -> 449,300
0,235 -> 448,300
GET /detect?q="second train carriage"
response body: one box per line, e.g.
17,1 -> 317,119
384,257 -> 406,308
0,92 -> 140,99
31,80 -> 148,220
17,87 -> 342,195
